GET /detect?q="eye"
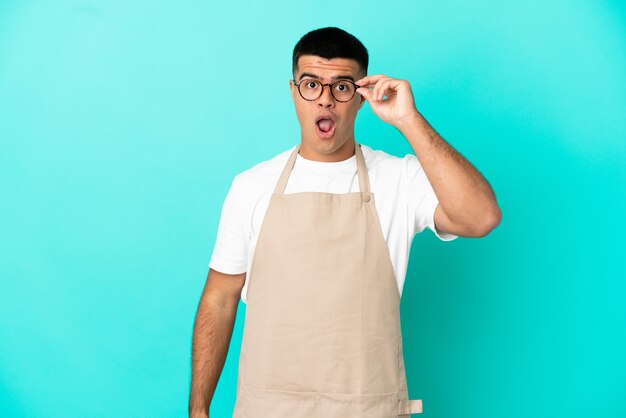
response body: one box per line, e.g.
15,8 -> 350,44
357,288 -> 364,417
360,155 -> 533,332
304,80 -> 319,89
334,81 -> 352,92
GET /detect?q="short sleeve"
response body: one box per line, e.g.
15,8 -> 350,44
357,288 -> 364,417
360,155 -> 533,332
405,154 -> 459,241
208,174 -> 249,274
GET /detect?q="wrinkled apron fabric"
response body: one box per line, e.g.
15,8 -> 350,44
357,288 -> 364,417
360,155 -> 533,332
233,143 -> 423,417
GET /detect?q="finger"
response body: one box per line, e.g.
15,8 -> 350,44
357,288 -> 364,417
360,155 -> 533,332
356,86 -> 370,101
372,77 -> 392,102
376,79 -> 403,101
356,86 -> 374,103
373,79 -> 388,101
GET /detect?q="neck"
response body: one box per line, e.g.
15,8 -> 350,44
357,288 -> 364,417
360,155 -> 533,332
298,138 -> 356,162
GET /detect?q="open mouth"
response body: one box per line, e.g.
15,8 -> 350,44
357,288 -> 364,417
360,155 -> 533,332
315,116 -> 337,139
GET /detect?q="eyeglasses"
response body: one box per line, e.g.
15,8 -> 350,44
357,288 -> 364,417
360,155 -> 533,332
292,78 -> 359,102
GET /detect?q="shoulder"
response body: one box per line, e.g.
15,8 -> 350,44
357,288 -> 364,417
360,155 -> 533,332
231,145 -> 295,190
360,143 -> 422,176
235,146 -> 295,185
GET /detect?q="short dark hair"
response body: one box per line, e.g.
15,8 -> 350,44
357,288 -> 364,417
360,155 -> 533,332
292,27 -> 368,78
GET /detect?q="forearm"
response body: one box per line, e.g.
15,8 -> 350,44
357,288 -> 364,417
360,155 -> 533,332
189,294 -> 239,417
397,111 -> 501,231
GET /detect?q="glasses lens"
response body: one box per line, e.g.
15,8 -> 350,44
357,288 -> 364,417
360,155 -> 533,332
297,79 -> 356,101
299,79 -> 322,100
332,81 -> 356,102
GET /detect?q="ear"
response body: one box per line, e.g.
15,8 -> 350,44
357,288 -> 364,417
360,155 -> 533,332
356,73 -> 367,109
357,93 -> 366,109
289,79 -> 296,99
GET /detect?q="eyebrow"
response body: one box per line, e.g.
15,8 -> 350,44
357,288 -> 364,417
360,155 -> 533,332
298,72 -> 356,82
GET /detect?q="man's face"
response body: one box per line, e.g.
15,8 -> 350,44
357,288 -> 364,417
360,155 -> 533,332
289,55 -> 366,161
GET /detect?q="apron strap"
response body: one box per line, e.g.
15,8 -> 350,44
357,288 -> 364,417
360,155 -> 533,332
273,145 -> 300,194
398,399 -> 423,414
273,142 -> 371,195
354,142 -> 371,196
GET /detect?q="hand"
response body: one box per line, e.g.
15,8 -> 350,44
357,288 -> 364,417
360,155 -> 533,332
355,74 -> 419,128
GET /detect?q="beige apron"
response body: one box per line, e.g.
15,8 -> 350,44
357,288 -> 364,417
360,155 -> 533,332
233,142 -> 423,417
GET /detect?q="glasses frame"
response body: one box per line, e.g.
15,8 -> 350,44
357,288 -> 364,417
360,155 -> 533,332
292,78 -> 359,103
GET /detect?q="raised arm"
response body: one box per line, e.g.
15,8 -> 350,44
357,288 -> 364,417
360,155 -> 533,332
356,74 -> 502,237
189,268 -> 246,418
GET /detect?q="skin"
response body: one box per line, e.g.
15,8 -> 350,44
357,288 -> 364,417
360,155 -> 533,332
289,55 -> 366,162
354,73 -> 502,236
189,53 -> 503,418
291,54 -> 502,237
189,269 -> 245,418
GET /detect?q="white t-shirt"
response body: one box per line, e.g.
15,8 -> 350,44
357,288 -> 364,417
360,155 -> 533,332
209,143 -> 458,304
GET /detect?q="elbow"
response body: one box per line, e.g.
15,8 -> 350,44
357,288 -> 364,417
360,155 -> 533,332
476,206 -> 502,237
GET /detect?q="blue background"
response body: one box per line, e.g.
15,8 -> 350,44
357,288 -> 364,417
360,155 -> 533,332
1,1 -> 625,417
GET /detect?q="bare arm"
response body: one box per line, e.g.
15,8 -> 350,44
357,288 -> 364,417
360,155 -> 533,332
399,113 -> 502,237
189,268 -> 246,418
355,74 -> 502,237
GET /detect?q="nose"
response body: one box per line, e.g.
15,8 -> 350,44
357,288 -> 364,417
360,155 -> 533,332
317,84 -> 335,108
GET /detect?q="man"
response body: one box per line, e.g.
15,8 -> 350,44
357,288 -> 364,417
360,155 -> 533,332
189,27 -> 501,418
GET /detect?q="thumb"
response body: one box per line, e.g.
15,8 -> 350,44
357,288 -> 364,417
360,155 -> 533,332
356,87 -> 373,102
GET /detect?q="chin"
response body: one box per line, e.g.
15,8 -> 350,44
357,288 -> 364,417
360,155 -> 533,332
313,137 -> 340,152
302,128 -> 349,155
